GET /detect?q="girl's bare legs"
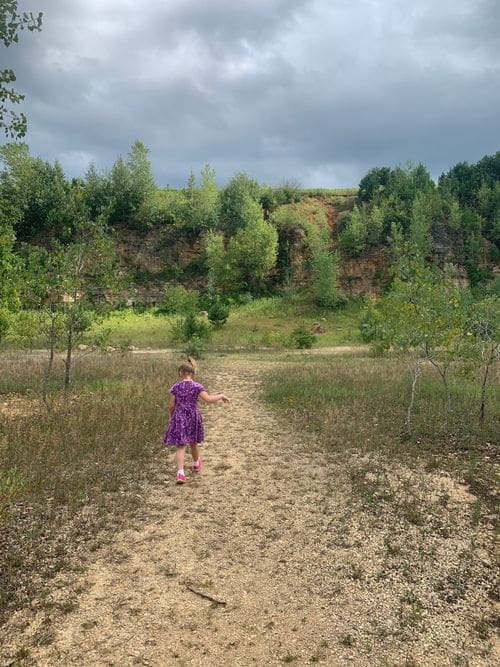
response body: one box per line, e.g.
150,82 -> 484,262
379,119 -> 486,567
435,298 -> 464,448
190,443 -> 200,463
175,445 -> 186,471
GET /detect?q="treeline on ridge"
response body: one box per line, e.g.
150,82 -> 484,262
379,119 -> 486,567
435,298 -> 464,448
0,141 -> 499,306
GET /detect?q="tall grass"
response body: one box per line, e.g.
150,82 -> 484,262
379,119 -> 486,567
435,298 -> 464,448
0,352 -> 182,619
0,353 -> 179,505
264,356 -> 498,505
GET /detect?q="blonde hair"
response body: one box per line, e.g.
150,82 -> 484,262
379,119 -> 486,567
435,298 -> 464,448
178,357 -> 198,377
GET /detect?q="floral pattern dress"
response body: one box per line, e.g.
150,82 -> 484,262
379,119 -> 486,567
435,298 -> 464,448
164,380 -> 205,446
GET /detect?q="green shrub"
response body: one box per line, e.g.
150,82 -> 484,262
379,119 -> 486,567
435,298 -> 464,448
0,308 -> 11,341
311,250 -> 346,310
170,312 -> 210,347
289,326 -> 316,349
161,285 -> 199,314
183,335 -> 205,359
208,298 -> 230,328
359,299 -> 381,342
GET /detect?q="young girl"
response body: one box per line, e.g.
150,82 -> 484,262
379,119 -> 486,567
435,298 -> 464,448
164,358 -> 230,484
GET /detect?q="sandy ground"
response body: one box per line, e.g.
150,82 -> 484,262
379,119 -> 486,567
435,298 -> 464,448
1,356 -> 498,666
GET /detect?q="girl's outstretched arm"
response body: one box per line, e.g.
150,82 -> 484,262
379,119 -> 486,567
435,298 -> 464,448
199,391 -> 230,404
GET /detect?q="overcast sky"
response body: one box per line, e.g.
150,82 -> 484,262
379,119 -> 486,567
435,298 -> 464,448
3,0 -> 500,187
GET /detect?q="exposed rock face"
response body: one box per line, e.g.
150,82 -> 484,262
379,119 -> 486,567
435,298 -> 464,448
114,226 -> 207,304
338,247 -> 390,297
111,194 -> 471,304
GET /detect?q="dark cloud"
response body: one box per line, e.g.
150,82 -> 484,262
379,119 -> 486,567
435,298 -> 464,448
2,0 -> 499,186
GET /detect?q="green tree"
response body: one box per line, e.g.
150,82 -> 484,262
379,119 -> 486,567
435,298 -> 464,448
107,141 -> 157,228
339,205 -> 368,256
358,166 -> 391,203
109,156 -> 133,224
226,198 -> 278,294
84,162 -> 113,219
409,191 -> 433,259
183,164 -> 220,231
0,143 -> 71,241
21,213 -> 119,401
461,208 -> 490,286
128,140 -> 156,226
220,172 -> 261,234
311,249 -> 341,309
462,295 -> 499,423
206,198 -> 277,295
1,1 -> 42,138
271,201 -> 327,288
0,217 -> 19,338
205,232 -> 239,294
371,259 -> 468,431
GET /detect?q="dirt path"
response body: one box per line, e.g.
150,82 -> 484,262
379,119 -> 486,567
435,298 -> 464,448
2,357 -> 497,666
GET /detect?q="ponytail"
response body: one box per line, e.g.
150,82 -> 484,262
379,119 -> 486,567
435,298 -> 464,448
187,356 -> 198,373
178,357 -> 198,377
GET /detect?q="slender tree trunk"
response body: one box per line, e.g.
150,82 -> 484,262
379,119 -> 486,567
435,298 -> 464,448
406,360 -> 422,436
63,315 -> 74,397
427,355 -> 451,409
42,312 -> 56,408
480,342 -> 499,424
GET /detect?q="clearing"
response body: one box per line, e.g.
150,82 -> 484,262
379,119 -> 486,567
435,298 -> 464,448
1,354 -> 497,666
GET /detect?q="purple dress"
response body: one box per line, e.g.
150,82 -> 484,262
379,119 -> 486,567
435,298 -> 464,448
164,380 -> 205,446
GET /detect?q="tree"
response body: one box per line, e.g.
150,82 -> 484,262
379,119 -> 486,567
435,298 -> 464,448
226,198 -> 277,294
109,156 -> 133,224
84,162 -> 113,219
127,140 -> 156,225
107,141 -> 157,228
311,249 -> 341,309
206,198 -> 278,295
0,215 -> 19,338
1,2 -> 43,138
371,259 -> 468,432
20,212 -> 120,401
183,164 -> 220,231
220,172 -> 261,234
339,205 -> 368,256
205,232 -> 239,294
409,192 -> 433,259
0,143 -> 71,241
462,295 -> 499,423
271,201 -> 327,288
358,166 -> 391,203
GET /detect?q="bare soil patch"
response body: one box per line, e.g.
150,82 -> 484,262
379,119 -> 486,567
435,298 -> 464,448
1,356 -> 497,666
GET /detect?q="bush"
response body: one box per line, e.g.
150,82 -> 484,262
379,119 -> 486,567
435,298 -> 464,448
169,312 -> 210,348
161,285 -> 199,314
208,298 -> 230,328
0,308 -> 11,341
183,335 -> 205,359
289,326 -> 316,349
359,301 -> 381,342
311,251 -> 345,309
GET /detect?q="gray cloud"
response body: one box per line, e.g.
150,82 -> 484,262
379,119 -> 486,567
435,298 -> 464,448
2,0 -> 499,187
